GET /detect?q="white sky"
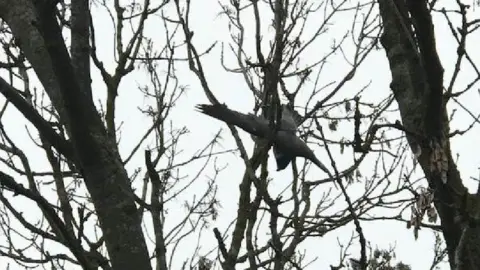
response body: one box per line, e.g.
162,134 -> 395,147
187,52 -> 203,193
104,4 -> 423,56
1,0 -> 480,269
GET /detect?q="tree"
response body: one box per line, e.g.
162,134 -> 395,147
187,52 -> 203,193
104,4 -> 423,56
378,1 -> 480,269
0,0 -> 477,269
0,1 -> 220,269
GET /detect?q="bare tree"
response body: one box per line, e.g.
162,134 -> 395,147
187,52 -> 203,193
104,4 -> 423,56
173,0 -> 418,269
0,0 -> 478,270
174,0 -> 479,269
0,1 -> 221,269
378,0 -> 480,269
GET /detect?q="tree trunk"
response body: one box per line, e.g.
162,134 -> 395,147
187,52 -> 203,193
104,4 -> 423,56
0,1 -> 152,269
378,0 -> 480,269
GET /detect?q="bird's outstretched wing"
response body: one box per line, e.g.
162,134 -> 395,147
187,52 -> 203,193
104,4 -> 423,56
196,104 -> 269,138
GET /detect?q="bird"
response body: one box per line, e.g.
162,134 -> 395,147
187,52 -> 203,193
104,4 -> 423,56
195,103 -> 332,177
272,103 -> 303,170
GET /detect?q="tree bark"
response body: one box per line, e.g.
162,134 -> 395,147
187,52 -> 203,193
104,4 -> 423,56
0,1 -> 152,269
378,0 -> 480,269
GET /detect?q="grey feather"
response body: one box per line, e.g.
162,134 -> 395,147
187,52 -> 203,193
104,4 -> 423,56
273,105 -> 298,170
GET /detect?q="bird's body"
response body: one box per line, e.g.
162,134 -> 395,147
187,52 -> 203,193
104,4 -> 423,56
196,103 -> 332,177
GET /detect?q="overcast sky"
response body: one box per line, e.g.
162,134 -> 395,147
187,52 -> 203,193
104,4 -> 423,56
1,0 -> 480,269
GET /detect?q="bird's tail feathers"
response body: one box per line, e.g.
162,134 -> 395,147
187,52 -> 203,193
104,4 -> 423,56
311,157 -> 334,179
